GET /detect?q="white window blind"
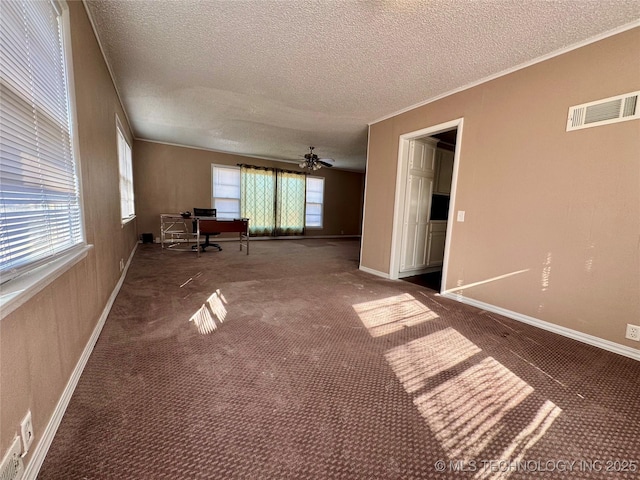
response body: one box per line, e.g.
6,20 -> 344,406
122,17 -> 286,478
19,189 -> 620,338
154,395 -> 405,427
0,0 -> 83,280
305,176 -> 324,228
117,122 -> 134,221
212,165 -> 240,219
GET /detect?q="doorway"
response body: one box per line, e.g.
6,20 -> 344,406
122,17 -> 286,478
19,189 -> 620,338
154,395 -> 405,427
389,118 -> 463,293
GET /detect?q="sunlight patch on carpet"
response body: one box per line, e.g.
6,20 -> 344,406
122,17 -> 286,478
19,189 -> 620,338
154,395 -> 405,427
385,328 -> 481,393
386,328 -> 562,478
353,293 -> 438,337
189,289 -> 228,334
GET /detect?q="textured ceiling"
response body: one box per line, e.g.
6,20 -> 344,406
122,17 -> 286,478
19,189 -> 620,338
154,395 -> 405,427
84,0 -> 640,171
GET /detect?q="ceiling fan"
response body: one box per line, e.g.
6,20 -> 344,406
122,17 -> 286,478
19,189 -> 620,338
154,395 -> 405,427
299,146 -> 334,171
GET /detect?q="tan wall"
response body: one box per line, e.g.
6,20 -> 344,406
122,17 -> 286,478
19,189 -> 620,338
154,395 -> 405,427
362,28 -> 640,348
0,1 -> 139,460
133,140 -> 364,240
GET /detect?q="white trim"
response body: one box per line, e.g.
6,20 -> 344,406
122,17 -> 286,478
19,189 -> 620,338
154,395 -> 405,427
441,292 -> 640,362
305,175 -> 325,229
566,90 -> 640,131
388,132 -> 409,280
252,235 -> 360,241
440,122 -> 464,294
137,138 -> 363,173
22,243 -> 138,480
358,125 -> 371,272
0,246 -> 92,320
397,266 -> 441,278
81,0 -> 134,138
159,235 -> 360,244
157,236 -> 361,250
115,114 -> 132,148
61,2 -> 87,252
359,265 -> 391,279
390,119 -> 463,283
121,215 -> 136,226
116,114 -> 135,221
211,163 -> 242,219
369,20 -> 640,126
142,138 -> 292,163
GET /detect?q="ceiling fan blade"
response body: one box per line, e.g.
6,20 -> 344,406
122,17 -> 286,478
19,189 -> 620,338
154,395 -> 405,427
319,160 -> 333,167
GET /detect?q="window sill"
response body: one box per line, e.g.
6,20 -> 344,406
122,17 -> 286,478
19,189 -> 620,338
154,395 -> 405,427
0,245 -> 93,320
121,215 -> 136,226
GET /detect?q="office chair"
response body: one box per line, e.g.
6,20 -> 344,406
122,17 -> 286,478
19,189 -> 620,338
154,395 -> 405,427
193,208 -> 222,252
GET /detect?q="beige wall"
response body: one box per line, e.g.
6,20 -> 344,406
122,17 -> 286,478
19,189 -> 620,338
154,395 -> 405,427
362,28 -> 640,348
0,1 -> 138,461
133,140 -> 364,240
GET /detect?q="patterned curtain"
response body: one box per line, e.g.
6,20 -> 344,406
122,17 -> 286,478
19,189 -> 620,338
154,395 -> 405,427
241,166 -> 276,236
275,171 -> 305,236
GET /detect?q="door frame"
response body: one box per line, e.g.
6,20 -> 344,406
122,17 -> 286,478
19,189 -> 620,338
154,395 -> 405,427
389,118 -> 464,292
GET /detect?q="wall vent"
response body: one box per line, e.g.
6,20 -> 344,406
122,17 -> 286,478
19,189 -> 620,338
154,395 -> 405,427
567,91 -> 639,131
0,437 -> 23,480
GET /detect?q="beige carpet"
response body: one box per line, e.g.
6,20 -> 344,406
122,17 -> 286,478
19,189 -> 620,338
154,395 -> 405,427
39,239 -> 640,479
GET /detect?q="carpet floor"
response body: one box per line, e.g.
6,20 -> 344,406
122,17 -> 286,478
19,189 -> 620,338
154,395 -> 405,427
38,239 -> 639,479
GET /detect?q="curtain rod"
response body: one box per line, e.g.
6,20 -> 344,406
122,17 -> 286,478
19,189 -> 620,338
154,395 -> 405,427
236,163 -> 307,175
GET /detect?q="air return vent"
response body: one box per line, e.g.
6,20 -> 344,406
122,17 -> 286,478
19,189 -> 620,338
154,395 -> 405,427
0,437 -> 23,480
567,91 -> 639,131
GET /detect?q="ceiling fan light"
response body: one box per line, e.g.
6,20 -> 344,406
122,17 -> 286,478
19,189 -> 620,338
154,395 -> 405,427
300,146 -> 332,170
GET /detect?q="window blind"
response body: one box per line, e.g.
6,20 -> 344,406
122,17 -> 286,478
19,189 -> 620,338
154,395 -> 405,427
117,124 -> 134,220
305,176 -> 324,227
0,0 -> 83,280
212,165 -> 241,219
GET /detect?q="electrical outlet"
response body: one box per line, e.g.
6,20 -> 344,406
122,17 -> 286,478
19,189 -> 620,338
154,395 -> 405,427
20,410 -> 34,454
626,324 -> 640,342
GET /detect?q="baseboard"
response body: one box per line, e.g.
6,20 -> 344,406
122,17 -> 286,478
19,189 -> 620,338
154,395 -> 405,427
359,265 -> 391,279
397,266 -> 441,278
249,234 -> 361,241
23,243 -> 138,479
154,235 -> 360,244
441,292 -> 640,362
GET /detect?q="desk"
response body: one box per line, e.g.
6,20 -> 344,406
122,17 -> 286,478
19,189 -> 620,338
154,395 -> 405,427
160,215 -> 249,256
198,217 -> 249,255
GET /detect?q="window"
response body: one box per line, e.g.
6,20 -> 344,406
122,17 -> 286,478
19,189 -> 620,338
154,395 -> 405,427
305,176 -> 324,228
0,0 -> 84,281
275,171 -> 305,235
117,119 -> 134,221
212,164 -> 313,234
212,164 -> 240,219
239,166 -> 305,236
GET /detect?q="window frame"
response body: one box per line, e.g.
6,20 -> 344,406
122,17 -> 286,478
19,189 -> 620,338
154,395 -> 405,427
0,1 -> 90,320
305,176 -> 325,229
211,164 -> 241,219
116,115 -> 135,224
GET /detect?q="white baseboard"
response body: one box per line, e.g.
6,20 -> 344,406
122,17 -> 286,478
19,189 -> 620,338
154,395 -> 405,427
441,292 -> 640,362
154,235 -> 360,244
23,243 -> 138,479
249,234 -> 361,241
397,266 -> 441,278
215,234 -> 361,242
359,265 -> 391,279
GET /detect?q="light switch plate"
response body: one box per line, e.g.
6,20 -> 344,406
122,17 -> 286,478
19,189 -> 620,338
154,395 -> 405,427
457,211 -> 465,222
